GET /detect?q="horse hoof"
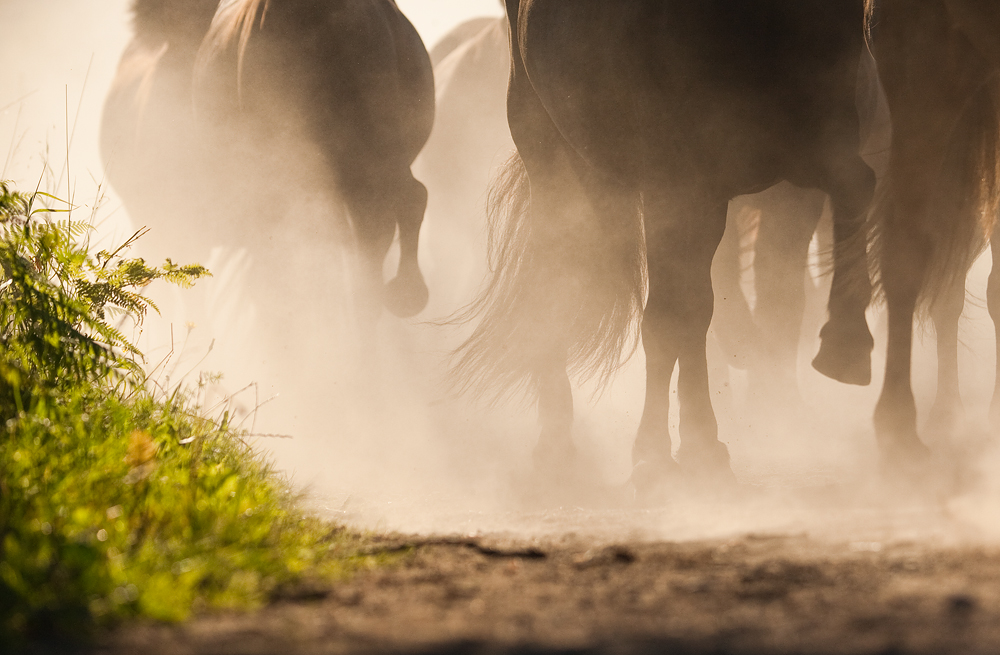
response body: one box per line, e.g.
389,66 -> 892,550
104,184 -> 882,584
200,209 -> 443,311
384,272 -> 429,318
811,339 -> 872,386
676,439 -> 730,468
676,440 -> 737,486
629,459 -> 681,504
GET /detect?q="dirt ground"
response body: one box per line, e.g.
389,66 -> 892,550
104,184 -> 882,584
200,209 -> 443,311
73,530 -> 1000,655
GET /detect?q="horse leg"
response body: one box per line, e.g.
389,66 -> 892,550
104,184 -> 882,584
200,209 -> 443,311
342,169 -> 425,344
533,347 -> 575,468
504,3 -> 580,471
711,198 -> 759,370
751,184 -> 826,403
926,278 -> 966,439
872,198 -> 933,470
382,173 -> 430,318
988,238 -> 1000,429
633,189 -> 732,487
810,155 -> 876,386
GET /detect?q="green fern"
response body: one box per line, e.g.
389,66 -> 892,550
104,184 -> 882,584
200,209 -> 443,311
0,180 -> 387,644
0,181 -> 209,421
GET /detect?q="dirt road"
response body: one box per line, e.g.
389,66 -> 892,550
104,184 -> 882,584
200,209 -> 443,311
89,530 -> 1000,655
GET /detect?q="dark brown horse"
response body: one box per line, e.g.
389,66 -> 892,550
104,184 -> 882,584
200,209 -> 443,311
101,0 -> 434,331
455,0 -> 876,488
867,1 -> 1000,474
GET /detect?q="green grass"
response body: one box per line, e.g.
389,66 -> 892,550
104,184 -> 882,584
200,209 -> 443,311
0,181 -> 392,644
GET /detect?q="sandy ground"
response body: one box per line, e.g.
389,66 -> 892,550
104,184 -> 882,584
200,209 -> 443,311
74,530 -> 1000,655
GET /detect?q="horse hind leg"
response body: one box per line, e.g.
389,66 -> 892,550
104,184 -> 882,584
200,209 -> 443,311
926,277 -> 966,440
810,154 -> 876,386
520,162 -> 614,474
501,8 -> 585,476
633,189 -> 733,492
872,199 -> 933,473
382,174 -> 430,318
346,171 -> 430,324
711,198 -> 761,370
751,184 -> 827,404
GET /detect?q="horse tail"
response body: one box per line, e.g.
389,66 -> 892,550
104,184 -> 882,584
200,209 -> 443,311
869,77 -> 1000,308
194,0 -> 270,101
451,151 -> 647,404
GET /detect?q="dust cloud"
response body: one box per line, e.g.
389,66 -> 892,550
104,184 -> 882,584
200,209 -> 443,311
1,0 -> 997,550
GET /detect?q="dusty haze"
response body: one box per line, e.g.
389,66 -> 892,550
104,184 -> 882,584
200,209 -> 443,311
1,0 -> 998,547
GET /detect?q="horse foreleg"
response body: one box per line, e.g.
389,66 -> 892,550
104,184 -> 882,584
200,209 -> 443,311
634,191 -> 732,489
752,184 -> 826,403
343,180 -> 402,351
873,206 -> 933,473
710,200 -> 758,370
926,278 -> 966,440
811,155 -> 875,386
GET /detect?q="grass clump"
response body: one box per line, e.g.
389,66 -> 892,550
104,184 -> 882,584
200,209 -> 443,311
0,181 -> 386,644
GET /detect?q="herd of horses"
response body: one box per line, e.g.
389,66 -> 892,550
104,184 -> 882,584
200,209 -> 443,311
101,0 -> 1000,493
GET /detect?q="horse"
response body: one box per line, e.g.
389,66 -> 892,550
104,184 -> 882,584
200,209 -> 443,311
100,0 -> 435,338
423,13 -> 865,412
455,0 -> 877,487
866,0 -> 1000,475
427,16 -> 500,66
413,16 -> 512,314
712,184 -> 832,404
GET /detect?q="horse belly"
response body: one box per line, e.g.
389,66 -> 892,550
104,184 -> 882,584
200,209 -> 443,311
518,0 -> 864,193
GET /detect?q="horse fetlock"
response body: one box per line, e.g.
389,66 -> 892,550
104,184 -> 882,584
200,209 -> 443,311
812,320 -> 874,385
383,268 -> 428,318
873,394 -> 926,464
676,439 -> 733,478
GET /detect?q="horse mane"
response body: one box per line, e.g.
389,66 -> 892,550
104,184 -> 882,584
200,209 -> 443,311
195,0 -> 271,100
